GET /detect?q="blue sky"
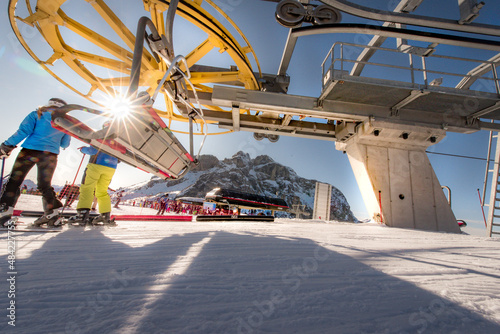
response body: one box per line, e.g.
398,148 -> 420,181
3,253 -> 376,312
1,0 -> 499,228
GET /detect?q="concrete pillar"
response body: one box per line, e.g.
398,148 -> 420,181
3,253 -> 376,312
336,120 -> 460,233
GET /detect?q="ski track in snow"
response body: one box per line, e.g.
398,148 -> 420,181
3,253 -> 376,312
0,195 -> 499,334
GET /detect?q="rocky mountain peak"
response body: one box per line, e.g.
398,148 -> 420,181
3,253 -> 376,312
223,151 -> 252,169
253,155 -> 275,166
124,153 -> 356,221
196,154 -> 220,171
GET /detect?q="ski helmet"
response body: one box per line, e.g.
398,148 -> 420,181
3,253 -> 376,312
47,98 -> 67,108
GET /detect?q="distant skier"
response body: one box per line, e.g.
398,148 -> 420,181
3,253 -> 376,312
156,196 -> 167,215
0,98 -> 71,227
114,190 -> 123,209
68,120 -> 119,226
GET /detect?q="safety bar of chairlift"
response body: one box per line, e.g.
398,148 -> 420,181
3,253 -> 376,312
52,113 -> 192,180
52,104 -> 193,165
51,105 -> 194,176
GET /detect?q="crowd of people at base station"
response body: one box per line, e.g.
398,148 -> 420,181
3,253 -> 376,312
0,97 -> 122,228
156,199 -> 204,215
19,185 -> 41,195
203,207 -> 233,215
126,198 -> 204,215
126,197 -> 273,216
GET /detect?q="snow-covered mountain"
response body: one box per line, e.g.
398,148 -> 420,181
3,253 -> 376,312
121,151 -> 356,221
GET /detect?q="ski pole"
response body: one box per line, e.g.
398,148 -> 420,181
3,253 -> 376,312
61,154 -> 86,213
0,157 -> 5,194
477,188 -> 487,228
59,183 -> 70,200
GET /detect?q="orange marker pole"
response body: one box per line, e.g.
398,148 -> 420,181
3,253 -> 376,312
378,190 -> 383,223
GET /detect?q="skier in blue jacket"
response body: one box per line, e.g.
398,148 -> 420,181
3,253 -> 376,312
0,98 -> 71,227
68,121 -> 119,226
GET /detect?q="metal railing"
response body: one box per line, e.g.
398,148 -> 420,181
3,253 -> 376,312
321,42 -> 500,95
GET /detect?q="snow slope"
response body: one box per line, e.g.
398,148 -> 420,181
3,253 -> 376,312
1,195 -> 499,334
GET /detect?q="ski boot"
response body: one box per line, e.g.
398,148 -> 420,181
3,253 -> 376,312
92,212 -> 116,226
33,208 -> 64,227
67,209 -> 91,227
0,204 -> 15,227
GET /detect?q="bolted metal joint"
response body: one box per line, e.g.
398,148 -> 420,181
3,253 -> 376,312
147,34 -> 168,53
260,74 -> 290,94
275,0 -> 341,28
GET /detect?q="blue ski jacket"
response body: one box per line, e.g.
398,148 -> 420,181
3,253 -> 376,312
4,110 -> 71,154
80,146 -> 119,169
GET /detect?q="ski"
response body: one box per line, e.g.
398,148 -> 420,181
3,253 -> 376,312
12,209 -> 99,219
12,226 -> 63,233
1,218 -> 63,232
66,223 -> 115,230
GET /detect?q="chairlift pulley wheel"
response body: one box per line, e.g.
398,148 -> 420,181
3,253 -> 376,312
313,5 -> 342,25
7,0 -> 262,135
275,0 -> 305,28
267,134 -> 280,143
253,133 -> 266,141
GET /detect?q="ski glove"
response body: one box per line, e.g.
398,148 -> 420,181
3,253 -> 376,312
0,142 -> 16,158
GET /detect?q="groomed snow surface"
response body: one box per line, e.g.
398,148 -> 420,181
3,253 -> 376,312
1,195 -> 499,334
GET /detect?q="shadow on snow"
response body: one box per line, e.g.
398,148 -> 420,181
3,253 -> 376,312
0,228 -> 499,334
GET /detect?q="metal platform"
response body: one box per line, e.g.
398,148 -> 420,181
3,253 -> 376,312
318,41 -> 500,132
321,70 -> 500,119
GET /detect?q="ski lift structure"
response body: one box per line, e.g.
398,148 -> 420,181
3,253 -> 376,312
8,0 -> 500,234
50,101 -> 197,179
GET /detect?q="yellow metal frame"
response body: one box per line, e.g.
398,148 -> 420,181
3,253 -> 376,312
8,0 -> 262,135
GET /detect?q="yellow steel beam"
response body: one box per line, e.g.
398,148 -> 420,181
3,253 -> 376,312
29,0 -> 67,20
69,49 -> 131,74
89,0 -> 157,70
59,11 -> 134,64
189,71 -> 240,85
9,0 -> 261,134
148,0 -> 259,90
183,38 -> 215,70
148,2 -> 167,72
44,52 -> 64,65
9,1 -> 98,104
18,8 -> 50,26
97,77 -> 133,87
37,14 -> 106,93
146,2 -> 171,114
204,0 -> 262,77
